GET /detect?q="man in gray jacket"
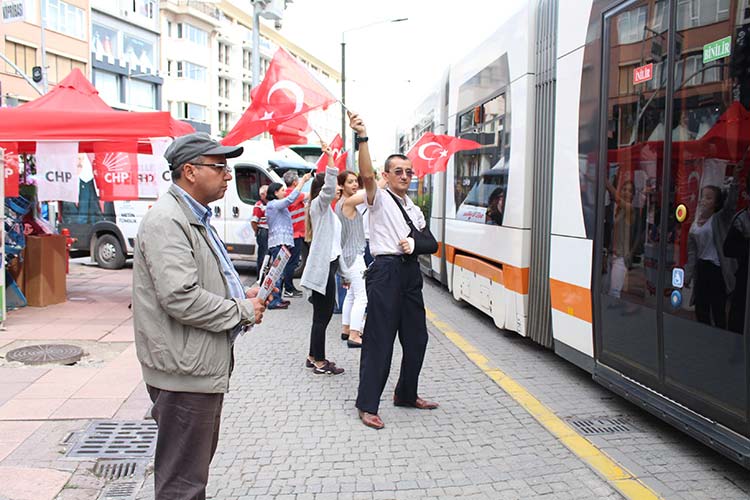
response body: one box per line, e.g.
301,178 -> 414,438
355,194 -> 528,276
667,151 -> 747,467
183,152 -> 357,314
133,133 -> 266,500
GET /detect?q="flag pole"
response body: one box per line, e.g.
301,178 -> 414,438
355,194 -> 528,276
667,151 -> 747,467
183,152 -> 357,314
338,100 -> 352,114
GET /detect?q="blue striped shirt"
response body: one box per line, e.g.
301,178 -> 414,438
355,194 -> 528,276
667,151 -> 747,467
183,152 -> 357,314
173,185 -> 245,300
266,187 -> 300,248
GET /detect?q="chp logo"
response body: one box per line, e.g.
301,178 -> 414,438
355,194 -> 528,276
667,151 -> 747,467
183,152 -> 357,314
98,152 -> 133,184
4,152 -> 18,179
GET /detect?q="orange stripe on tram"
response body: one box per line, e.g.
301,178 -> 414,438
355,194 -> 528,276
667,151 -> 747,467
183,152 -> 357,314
549,278 -> 593,323
453,254 -> 504,284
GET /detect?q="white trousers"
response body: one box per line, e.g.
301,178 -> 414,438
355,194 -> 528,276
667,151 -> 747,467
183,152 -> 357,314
342,256 -> 368,332
608,255 -> 626,299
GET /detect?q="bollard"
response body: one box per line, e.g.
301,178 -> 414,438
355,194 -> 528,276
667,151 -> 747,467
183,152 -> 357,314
60,228 -> 77,274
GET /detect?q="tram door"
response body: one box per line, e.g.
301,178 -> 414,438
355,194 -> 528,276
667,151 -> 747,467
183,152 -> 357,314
597,0 -> 749,435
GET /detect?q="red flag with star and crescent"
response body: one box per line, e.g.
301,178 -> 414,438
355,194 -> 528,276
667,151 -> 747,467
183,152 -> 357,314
222,48 -> 336,146
315,134 -> 348,172
406,133 -> 482,178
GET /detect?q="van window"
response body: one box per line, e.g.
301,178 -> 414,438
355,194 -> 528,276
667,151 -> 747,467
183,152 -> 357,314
235,166 -> 272,204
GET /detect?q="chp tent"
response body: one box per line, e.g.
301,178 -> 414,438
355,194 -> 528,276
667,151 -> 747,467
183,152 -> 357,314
0,68 -> 193,152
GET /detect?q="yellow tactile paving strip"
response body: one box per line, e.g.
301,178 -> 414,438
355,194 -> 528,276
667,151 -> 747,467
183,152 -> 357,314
426,308 -> 662,500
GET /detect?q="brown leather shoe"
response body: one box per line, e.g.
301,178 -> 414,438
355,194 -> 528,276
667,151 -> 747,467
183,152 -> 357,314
358,410 -> 385,429
393,396 -> 439,410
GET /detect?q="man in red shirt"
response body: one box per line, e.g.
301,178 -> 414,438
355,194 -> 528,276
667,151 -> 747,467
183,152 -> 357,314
283,170 -> 307,297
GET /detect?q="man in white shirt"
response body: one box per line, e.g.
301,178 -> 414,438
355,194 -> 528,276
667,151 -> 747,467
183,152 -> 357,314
349,112 -> 438,430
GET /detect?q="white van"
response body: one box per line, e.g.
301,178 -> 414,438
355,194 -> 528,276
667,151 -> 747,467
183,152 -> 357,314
60,140 -> 314,270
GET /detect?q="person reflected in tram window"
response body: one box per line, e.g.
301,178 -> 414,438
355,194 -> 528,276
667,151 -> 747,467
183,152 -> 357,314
723,172 -> 750,335
685,178 -> 739,329
672,111 -> 696,142
485,187 -> 505,226
605,178 -> 642,298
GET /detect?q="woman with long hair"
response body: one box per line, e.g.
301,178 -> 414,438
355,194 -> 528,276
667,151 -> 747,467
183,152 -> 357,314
265,173 -> 311,309
336,170 -> 368,348
300,145 -> 345,374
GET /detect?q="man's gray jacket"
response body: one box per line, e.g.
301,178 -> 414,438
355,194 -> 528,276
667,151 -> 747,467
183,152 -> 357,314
132,185 -> 255,393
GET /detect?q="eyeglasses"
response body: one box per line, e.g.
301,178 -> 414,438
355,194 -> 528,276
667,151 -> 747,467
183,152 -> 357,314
191,162 -> 232,173
388,168 -> 414,177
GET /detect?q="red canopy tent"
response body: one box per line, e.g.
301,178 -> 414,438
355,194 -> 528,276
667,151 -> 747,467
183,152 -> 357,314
0,69 -> 193,153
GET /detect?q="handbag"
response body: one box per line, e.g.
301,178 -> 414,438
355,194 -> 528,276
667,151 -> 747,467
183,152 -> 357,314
386,190 -> 438,256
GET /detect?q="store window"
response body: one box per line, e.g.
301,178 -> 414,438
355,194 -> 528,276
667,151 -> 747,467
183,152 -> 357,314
93,69 -> 120,105
92,24 -> 117,62
123,35 -> 155,71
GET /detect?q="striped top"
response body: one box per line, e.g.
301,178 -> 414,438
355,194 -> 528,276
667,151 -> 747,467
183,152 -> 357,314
266,187 -> 300,248
335,201 -> 366,268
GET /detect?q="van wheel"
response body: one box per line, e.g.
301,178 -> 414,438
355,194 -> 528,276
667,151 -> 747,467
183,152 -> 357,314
95,234 -> 126,270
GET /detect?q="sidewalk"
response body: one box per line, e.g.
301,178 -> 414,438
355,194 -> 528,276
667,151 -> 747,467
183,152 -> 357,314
0,260 -> 149,500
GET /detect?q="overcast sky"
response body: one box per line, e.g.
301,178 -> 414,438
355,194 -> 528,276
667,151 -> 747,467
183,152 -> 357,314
273,0 -> 525,163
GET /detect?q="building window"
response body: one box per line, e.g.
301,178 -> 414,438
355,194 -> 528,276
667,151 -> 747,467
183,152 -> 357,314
93,69 -> 120,105
218,111 -> 230,134
47,53 -> 84,84
218,77 -> 230,99
3,41 -> 36,75
676,0 -> 730,30
178,23 -> 208,46
177,102 -> 208,122
184,61 -> 206,81
46,0 -> 86,40
218,42 -> 230,64
242,49 -> 251,71
167,21 -> 172,37
242,81 -> 252,102
616,5 -> 647,44
126,78 -> 156,109
133,0 -> 156,19
92,24 -> 117,61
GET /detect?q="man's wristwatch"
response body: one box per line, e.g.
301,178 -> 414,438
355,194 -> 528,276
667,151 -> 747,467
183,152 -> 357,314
355,135 -> 369,144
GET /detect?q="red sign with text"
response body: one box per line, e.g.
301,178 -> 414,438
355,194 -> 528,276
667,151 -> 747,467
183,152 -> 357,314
633,63 -> 653,85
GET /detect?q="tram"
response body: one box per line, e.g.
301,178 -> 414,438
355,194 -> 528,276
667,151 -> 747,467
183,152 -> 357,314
398,0 -> 750,467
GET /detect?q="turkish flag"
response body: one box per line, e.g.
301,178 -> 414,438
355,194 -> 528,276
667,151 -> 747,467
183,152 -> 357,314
223,48 -> 337,146
93,142 -> 139,201
406,133 -> 481,177
315,134 -> 348,172
271,114 -> 311,151
3,147 -> 20,198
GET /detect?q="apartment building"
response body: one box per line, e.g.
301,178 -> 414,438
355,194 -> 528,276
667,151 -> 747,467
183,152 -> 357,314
161,0 -> 340,139
89,0 -> 162,111
0,0 -> 89,106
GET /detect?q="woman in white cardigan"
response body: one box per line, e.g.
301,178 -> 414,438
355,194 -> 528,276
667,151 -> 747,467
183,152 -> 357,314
300,146 -> 345,375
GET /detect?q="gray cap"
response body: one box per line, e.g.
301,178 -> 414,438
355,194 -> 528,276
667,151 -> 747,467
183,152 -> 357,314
164,132 -> 243,170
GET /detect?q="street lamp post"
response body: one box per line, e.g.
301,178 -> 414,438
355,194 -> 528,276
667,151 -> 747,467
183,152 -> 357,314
340,18 -> 408,157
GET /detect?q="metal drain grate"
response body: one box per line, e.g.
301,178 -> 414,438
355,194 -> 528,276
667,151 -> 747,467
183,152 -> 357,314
93,460 -> 146,480
6,344 -> 83,365
99,481 -> 140,500
67,420 -> 157,458
567,416 -> 634,435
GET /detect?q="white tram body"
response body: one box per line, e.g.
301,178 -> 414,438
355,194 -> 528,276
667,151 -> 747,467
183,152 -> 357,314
398,0 -> 750,467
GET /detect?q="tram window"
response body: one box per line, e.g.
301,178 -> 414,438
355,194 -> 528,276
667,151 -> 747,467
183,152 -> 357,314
454,94 -> 505,223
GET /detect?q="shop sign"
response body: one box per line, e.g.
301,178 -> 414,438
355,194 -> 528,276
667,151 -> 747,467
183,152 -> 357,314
703,36 -> 731,63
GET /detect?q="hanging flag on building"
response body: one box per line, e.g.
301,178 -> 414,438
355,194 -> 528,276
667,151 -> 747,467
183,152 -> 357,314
315,134 -> 347,172
35,142 -> 80,203
406,132 -> 481,177
222,48 -> 336,146
93,142 -> 139,201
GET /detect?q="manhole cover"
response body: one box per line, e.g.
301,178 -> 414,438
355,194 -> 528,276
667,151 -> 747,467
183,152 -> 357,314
6,344 -> 83,365
66,420 -> 157,458
568,416 -> 634,435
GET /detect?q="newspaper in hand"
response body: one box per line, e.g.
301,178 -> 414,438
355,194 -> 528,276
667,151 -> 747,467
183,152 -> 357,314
257,246 -> 291,302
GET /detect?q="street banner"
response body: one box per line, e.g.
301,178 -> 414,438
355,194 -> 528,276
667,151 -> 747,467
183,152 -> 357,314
35,142 -> 79,203
138,138 -> 171,198
3,148 -> 19,198
93,142 -> 139,201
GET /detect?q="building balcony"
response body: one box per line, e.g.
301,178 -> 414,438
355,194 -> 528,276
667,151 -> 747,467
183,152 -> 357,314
160,0 -> 222,27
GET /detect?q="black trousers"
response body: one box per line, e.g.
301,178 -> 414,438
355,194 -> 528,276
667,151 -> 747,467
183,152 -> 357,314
147,385 -> 224,500
356,256 -> 429,414
695,259 -> 727,329
309,260 -> 338,361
